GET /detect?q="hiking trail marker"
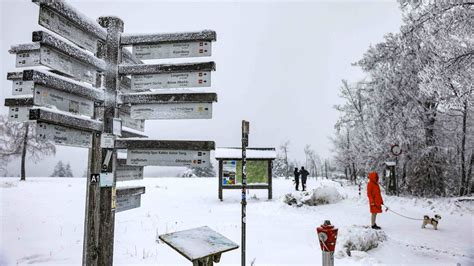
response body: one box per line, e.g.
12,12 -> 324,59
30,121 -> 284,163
4,0 -> 219,265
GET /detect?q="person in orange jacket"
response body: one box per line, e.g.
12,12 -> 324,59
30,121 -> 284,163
367,171 -> 384,230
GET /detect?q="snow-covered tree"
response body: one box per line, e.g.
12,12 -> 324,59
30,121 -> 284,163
0,116 -> 56,180
333,2 -> 473,196
182,163 -> 216,177
51,161 -> 74,177
279,140 -> 291,179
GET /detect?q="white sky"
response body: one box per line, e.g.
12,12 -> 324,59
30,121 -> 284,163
0,0 -> 402,177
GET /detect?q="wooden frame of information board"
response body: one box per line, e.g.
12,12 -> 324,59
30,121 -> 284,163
215,147 -> 276,201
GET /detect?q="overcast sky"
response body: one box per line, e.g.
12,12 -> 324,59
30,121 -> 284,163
0,0 -> 402,177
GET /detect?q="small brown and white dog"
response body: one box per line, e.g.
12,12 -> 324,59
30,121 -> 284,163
421,214 -> 441,230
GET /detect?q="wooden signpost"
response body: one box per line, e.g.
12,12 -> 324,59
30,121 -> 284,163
4,1 -> 218,265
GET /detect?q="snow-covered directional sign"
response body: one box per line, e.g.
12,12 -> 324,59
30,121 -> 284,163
38,6 -> 102,54
127,149 -> 211,167
116,186 -> 146,213
116,139 -> 214,168
120,92 -> 217,120
131,103 -> 213,120
7,72 -> 34,95
36,122 -> 92,148
119,62 -> 215,91
9,31 -> 106,84
121,30 -> 216,60
116,159 -> 144,181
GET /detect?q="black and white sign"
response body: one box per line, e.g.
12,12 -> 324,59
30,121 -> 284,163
126,149 -> 210,167
34,85 -> 94,117
39,6 -> 100,53
131,71 -> 211,91
130,103 -> 212,120
133,41 -> 211,60
36,122 -> 92,148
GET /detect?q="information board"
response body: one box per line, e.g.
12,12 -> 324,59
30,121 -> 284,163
222,160 -> 268,185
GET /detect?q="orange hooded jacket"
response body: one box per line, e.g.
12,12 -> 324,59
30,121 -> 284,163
367,171 -> 383,213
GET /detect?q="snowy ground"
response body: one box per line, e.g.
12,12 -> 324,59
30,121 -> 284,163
1,177 -> 473,265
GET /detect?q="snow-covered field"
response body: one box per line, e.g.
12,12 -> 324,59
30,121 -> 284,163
1,177 -> 473,265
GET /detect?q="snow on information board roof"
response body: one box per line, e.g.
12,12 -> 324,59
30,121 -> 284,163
215,147 -> 276,160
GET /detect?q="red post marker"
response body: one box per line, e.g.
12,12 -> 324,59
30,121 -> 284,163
317,220 -> 338,266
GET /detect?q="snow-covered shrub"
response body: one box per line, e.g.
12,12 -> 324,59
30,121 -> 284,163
336,225 -> 387,258
283,179 -> 346,207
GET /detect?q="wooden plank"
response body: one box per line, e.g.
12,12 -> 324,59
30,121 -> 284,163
115,186 -> 146,213
34,85 -> 95,117
119,62 -> 215,75
222,184 -> 269,189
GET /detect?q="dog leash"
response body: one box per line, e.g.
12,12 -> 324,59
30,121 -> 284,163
385,207 -> 424,221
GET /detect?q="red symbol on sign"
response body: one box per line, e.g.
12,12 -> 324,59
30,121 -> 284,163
199,80 -> 203,84
199,49 -> 203,53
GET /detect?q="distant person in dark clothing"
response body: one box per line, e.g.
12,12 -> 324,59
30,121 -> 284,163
293,167 -> 300,191
300,167 -> 309,191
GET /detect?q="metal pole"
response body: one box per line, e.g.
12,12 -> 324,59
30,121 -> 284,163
322,251 -> 334,266
97,16 -> 123,266
241,120 -> 249,266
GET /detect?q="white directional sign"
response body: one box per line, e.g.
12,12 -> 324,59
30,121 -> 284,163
133,41 -> 211,60
119,110 -> 145,132
116,164 -> 144,181
116,194 -> 141,213
130,103 -> 212,120
131,71 -> 211,91
7,73 -> 34,96
8,106 -> 31,122
15,46 -> 98,84
34,85 -> 94,117
127,149 -> 210,167
39,6 -> 100,53
36,122 -> 92,148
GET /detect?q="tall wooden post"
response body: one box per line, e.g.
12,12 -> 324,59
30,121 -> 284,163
97,16 -> 123,266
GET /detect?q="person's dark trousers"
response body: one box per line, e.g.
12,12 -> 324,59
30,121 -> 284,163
295,177 -> 300,191
302,177 -> 307,191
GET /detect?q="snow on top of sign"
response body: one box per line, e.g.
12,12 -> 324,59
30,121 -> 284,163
121,126 -> 148,138
159,226 -> 237,261
33,31 -> 107,71
31,106 -> 99,123
215,147 -> 276,159
33,0 -> 107,40
9,43 -> 41,54
121,30 -> 216,45
28,69 -> 104,101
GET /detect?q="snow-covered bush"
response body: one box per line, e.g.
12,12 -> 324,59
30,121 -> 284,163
336,225 -> 387,258
283,179 -> 346,207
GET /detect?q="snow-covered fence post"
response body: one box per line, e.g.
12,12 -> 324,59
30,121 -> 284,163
241,120 -> 249,266
316,220 -> 338,266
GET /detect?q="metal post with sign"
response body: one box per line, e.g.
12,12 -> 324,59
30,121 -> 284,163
241,120 -> 249,266
5,1 -> 219,265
